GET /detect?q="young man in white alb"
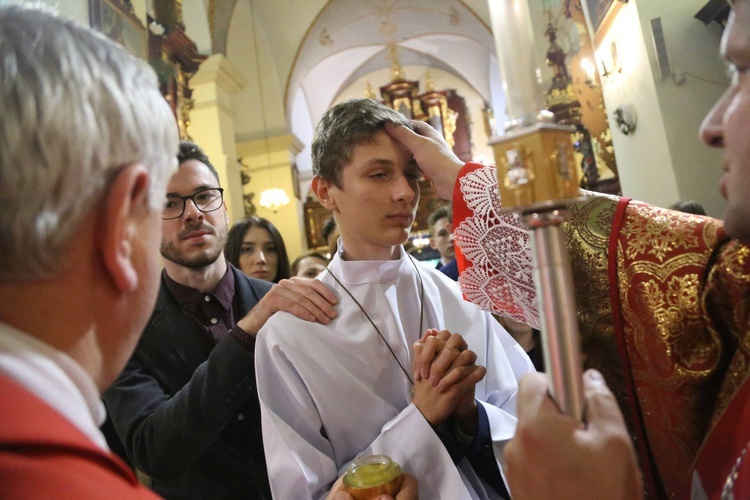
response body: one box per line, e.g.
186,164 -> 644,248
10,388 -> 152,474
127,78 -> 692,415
256,98 -> 534,499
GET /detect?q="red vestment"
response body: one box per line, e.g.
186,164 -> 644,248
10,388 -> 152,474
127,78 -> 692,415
451,162 -> 750,499
0,374 -> 159,499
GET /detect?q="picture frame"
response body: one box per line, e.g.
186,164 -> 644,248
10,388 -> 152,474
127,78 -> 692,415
585,0 -> 628,47
89,0 -> 148,59
291,163 -> 301,200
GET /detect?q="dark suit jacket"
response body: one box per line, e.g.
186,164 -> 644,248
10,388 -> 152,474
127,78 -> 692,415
438,258 -> 459,281
103,265 -> 273,500
0,374 -> 159,500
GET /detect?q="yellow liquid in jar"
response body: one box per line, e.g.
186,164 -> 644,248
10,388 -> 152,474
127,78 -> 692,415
342,455 -> 403,499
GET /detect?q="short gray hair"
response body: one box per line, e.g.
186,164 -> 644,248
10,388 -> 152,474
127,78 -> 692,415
0,4 -> 178,280
312,98 -> 413,187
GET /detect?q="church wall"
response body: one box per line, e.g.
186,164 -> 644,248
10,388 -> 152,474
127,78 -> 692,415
227,0 -> 288,143
635,0 -> 727,217
595,1 -> 681,208
182,0 -> 212,55
34,0 -> 88,22
227,1 -> 305,256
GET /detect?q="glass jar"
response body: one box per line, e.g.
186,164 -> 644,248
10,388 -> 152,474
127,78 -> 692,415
342,454 -> 403,500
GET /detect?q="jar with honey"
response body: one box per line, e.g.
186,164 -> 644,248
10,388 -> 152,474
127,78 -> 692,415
341,454 -> 403,499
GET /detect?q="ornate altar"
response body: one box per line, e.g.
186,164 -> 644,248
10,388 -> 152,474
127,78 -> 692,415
377,44 -> 473,162
90,0 -> 205,140
541,4 -> 621,196
148,7 -> 206,140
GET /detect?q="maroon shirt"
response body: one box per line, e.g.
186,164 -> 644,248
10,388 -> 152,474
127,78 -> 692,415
163,266 -> 256,349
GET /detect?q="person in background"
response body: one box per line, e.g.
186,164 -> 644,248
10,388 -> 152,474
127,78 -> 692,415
669,199 -> 707,216
321,215 -> 340,258
103,141 -> 339,499
225,215 -> 291,283
291,251 -> 329,278
426,206 -> 458,281
0,4 -> 176,497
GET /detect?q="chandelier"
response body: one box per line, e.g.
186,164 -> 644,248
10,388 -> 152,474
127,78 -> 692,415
259,188 -> 290,212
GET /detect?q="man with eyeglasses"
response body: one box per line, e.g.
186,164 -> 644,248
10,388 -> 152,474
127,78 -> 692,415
103,141 -> 339,499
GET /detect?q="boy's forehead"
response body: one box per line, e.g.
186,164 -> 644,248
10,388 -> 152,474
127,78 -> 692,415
346,132 -> 416,167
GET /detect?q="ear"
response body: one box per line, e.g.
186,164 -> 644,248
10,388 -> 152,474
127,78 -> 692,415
100,164 -> 151,294
312,175 -> 338,212
429,237 -> 437,250
221,198 -> 229,225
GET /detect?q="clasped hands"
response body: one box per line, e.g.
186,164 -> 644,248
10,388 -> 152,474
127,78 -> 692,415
410,328 -> 486,432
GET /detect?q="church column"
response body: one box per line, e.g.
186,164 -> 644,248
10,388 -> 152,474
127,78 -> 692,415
188,54 -> 247,223
237,135 -> 305,262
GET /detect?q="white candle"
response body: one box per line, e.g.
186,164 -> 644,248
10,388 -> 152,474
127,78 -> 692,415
487,0 -> 547,128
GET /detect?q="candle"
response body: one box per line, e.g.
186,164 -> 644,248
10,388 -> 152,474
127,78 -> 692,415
487,0 -> 548,129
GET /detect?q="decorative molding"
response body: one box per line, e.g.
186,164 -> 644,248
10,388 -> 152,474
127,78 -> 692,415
236,134 -> 305,159
191,54 -> 246,95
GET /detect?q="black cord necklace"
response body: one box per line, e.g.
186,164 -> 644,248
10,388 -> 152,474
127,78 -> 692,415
324,255 -> 425,387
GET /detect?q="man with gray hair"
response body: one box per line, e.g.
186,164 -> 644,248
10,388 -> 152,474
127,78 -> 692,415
0,4 -> 177,497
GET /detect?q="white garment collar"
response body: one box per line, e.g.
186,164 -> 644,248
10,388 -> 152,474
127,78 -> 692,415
331,243 -> 408,284
0,321 -> 108,450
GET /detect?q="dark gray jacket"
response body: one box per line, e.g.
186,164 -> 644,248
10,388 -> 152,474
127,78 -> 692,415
103,265 -> 273,500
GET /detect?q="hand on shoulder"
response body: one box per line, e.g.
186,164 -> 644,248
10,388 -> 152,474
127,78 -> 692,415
237,277 -> 338,335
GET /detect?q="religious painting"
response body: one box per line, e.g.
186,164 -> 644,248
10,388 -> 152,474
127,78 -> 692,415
585,0 -> 627,45
89,0 -> 147,59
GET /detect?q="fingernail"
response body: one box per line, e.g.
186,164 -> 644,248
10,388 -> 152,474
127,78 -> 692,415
429,375 -> 437,387
584,369 -> 606,388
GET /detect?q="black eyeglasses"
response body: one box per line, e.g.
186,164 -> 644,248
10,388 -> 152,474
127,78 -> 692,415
162,188 -> 224,220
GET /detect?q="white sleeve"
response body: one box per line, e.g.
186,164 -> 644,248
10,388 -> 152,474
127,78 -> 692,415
256,331 -> 336,500
478,312 -> 536,451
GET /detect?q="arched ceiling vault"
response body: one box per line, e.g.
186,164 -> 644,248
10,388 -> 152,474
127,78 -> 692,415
214,0 -> 501,177
286,0 -> 496,126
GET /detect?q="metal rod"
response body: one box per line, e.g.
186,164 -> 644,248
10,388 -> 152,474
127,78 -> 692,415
525,210 -> 585,421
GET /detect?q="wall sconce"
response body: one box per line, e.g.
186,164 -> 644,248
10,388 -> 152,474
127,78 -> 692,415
581,57 -> 597,88
598,41 -> 623,82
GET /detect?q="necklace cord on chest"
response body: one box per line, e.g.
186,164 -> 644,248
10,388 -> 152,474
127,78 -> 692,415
324,255 -> 424,386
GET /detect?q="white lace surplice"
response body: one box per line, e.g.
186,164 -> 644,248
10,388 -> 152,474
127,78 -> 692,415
454,165 -> 540,330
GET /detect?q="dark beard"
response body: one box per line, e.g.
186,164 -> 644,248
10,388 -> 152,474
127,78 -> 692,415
161,224 -> 229,270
